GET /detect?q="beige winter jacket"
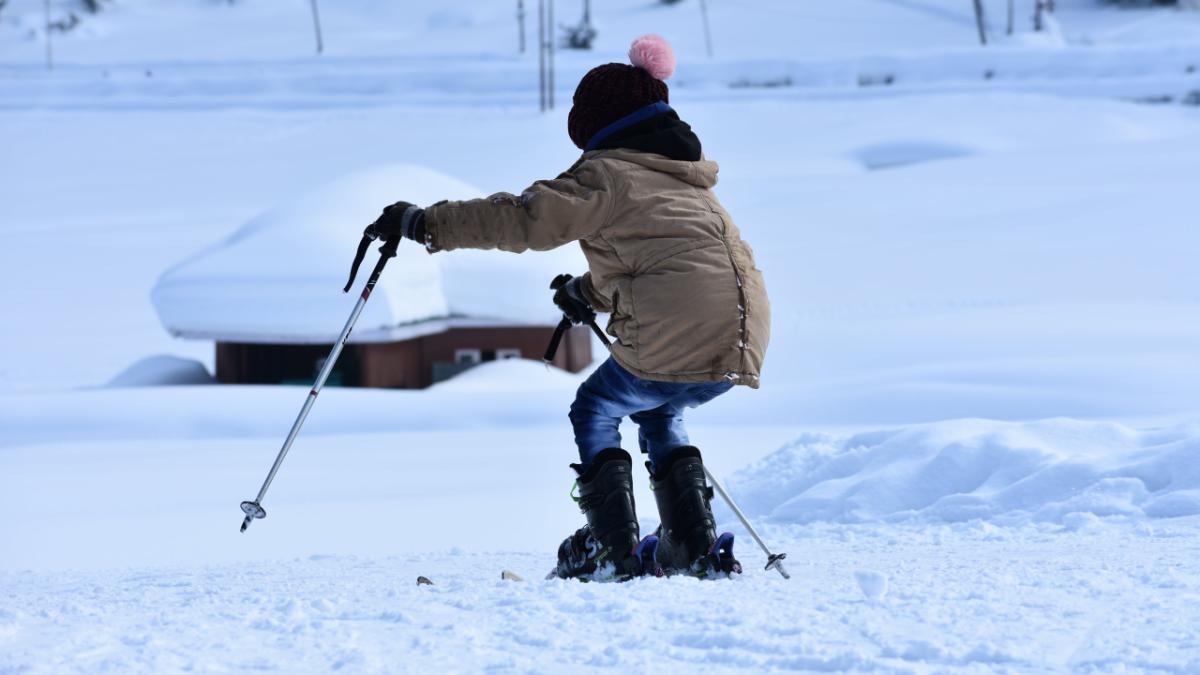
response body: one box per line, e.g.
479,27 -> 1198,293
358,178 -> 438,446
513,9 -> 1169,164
424,148 -> 769,388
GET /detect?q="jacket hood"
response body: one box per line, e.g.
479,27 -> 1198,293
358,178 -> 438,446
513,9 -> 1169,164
585,148 -> 719,189
586,103 -> 702,161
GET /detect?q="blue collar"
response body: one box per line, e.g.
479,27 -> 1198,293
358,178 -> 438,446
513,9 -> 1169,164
584,101 -> 674,152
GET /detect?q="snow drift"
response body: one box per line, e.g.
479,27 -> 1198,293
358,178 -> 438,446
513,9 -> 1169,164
729,418 -> 1200,525
105,355 -> 213,387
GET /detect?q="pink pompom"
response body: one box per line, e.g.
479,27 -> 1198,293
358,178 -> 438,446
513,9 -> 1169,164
628,34 -> 676,81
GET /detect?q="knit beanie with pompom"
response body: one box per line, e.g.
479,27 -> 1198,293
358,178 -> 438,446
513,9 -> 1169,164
567,34 -> 677,151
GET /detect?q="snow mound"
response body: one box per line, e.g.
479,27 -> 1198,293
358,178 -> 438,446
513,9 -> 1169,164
853,141 -> 974,170
151,164 -> 584,344
428,358 -> 581,393
105,355 -> 213,387
729,418 -> 1200,526
853,570 -> 888,602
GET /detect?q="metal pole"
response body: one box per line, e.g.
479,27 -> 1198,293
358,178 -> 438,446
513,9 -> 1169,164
547,0 -> 555,109
309,0 -> 324,54
240,237 -> 399,533
703,465 -> 791,579
973,0 -> 987,45
1034,0 -> 1048,32
518,0 -> 526,54
243,295 -> 365,517
699,0 -> 714,58
538,0 -> 546,112
44,0 -> 52,71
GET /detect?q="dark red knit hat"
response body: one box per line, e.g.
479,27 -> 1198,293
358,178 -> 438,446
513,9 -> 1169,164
568,35 -> 677,150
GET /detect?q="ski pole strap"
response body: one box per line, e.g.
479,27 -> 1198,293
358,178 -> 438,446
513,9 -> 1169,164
543,317 -> 573,364
343,233 -> 374,293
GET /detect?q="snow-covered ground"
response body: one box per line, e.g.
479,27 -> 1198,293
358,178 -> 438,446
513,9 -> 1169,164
7,520 -> 1200,672
3,1 -> 1200,672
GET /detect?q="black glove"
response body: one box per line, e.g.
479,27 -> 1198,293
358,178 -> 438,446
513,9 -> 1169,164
365,201 -> 425,242
551,273 -> 596,326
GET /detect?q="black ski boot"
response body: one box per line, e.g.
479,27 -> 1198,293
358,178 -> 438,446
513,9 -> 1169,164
554,448 -> 662,581
650,446 -> 742,578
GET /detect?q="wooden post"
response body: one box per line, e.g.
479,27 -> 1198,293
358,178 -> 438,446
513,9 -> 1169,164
699,0 -> 713,58
309,0 -> 324,54
548,0 -> 555,110
517,0 -> 526,54
973,0 -> 987,46
1007,0 -> 1014,36
43,0 -> 53,70
538,0 -> 546,111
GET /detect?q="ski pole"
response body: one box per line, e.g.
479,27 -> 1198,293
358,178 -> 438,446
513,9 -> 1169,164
702,466 -> 790,579
239,234 -> 401,533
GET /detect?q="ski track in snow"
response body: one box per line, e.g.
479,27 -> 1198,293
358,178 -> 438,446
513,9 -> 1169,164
4,523 -> 1200,673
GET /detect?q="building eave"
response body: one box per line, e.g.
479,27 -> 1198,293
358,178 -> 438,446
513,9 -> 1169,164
170,315 -> 562,345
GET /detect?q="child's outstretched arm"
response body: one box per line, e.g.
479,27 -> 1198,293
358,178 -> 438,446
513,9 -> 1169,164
423,160 -> 613,253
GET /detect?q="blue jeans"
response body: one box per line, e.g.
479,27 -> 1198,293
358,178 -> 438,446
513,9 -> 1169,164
569,358 -> 733,472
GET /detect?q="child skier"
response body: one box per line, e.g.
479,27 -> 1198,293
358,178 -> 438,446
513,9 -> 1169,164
366,35 -> 769,580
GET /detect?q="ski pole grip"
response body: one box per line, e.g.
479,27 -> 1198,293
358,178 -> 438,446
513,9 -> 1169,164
379,234 -> 401,259
549,273 -> 573,291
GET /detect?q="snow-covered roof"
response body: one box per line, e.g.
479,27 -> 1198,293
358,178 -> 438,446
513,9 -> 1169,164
151,164 -> 585,344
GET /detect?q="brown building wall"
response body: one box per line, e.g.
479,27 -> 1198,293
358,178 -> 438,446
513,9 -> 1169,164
215,341 -> 361,386
360,325 -> 593,389
358,339 -> 423,389
216,325 -> 593,389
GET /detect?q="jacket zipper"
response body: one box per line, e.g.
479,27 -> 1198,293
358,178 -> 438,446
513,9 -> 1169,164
718,231 -> 749,381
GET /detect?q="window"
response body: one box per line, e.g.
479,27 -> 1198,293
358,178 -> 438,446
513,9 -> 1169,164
454,349 -> 482,365
497,348 -> 521,360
